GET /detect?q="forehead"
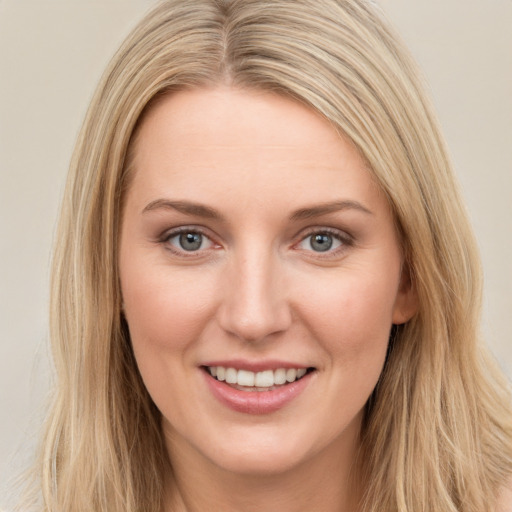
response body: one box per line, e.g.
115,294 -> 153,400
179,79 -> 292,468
136,86 -> 342,148
126,85 -> 385,216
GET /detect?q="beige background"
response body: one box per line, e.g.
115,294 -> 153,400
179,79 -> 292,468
1,0 -> 511,497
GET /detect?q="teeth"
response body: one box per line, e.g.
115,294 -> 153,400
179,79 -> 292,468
255,370 -> 274,387
237,369 -> 255,387
274,368 -> 286,385
225,367 -> 237,384
286,368 -> 297,382
207,366 -> 310,387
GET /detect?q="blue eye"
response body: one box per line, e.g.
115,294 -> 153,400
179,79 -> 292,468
167,231 -> 213,252
298,232 -> 343,252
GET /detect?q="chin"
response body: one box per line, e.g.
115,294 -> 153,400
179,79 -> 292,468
198,422 -> 342,477
210,443 -> 310,477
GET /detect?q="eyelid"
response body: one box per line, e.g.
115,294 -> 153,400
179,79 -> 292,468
159,225 -> 221,257
293,226 -> 354,256
157,224 -> 353,259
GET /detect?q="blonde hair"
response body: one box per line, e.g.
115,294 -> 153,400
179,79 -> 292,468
24,0 -> 512,510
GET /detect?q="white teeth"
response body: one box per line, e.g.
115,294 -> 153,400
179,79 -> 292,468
297,368 -> 307,378
255,370 -> 274,387
274,368 -> 287,385
207,366 -> 310,387
286,368 -> 297,382
237,369 -> 255,387
225,367 -> 237,384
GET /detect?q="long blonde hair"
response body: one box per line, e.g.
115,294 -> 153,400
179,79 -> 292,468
25,0 -> 512,510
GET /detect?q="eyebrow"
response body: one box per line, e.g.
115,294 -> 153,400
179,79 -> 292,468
142,198 -> 373,221
142,199 -> 225,220
289,200 -> 373,220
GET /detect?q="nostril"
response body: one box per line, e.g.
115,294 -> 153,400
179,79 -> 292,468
217,260 -> 292,342
217,297 -> 293,343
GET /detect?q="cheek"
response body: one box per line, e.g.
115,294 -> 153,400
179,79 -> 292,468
120,261 -> 221,414
296,265 -> 400,362
121,259 -> 218,353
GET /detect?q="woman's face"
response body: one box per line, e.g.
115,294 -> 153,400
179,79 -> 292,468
119,86 -> 416,476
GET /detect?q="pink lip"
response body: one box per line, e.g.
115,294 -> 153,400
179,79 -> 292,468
202,359 -> 310,373
202,368 -> 314,415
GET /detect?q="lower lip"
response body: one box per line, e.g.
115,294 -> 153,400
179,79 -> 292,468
202,370 -> 313,414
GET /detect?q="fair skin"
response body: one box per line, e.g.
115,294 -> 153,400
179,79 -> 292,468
119,85 -> 417,512
498,479 -> 512,512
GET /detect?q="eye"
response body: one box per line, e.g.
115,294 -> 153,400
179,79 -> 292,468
297,231 -> 345,253
166,230 -> 214,252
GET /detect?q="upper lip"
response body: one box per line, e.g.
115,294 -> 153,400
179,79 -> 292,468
201,359 -> 312,373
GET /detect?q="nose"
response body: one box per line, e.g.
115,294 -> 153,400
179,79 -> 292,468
217,249 -> 292,343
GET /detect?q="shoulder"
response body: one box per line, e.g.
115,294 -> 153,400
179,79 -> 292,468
497,477 -> 512,512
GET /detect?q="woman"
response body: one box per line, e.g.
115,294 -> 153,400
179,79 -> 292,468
21,0 -> 512,510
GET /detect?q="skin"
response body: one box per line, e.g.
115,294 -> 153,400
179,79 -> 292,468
498,479 -> 512,512
119,85 -> 417,512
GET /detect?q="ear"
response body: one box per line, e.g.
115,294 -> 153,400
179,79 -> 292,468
392,264 -> 418,325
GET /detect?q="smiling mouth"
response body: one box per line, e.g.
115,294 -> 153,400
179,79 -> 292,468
203,366 -> 315,392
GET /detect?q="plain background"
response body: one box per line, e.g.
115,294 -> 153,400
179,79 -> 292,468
0,0 -> 511,498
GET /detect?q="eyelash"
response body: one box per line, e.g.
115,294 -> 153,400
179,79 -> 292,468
160,226 -> 219,258
295,227 -> 353,258
159,226 -> 353,258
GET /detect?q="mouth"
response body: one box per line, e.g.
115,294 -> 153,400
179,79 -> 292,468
202,365 -> 315,392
